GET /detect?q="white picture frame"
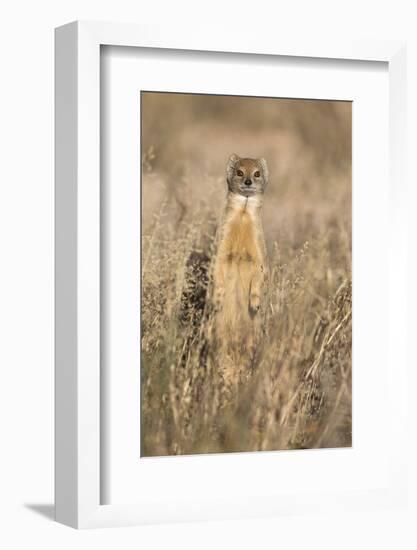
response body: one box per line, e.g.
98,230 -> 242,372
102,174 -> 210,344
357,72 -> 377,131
55,21 -> 407,529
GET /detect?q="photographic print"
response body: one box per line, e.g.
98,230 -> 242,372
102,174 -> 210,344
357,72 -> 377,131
141,91 -> 352,457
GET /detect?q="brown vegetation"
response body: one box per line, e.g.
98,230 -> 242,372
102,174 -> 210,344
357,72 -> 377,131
141,92 -> 352,456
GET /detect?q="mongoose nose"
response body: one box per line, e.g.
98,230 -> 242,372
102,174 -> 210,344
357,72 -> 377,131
244,179 -> 252,186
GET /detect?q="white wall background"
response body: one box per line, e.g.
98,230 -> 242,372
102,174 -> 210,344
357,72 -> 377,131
0,1 -> 415,548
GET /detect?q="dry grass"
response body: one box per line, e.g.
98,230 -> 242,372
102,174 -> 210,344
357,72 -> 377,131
141,92 -> 352,456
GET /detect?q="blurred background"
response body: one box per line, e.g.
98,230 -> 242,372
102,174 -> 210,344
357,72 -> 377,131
141,92 -> 351,252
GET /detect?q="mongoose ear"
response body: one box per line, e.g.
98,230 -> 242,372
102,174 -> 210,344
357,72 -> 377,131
226,153 -> 240,183
259,158 -> 269,183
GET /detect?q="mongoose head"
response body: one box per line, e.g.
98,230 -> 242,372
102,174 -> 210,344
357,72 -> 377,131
226,154 -> 269,198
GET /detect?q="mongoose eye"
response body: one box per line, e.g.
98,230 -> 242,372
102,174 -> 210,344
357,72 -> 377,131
254,171 -> 260,178
236,170 -> 244,177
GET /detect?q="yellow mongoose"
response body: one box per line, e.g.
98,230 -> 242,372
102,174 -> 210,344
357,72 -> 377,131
212,154 -> 269,361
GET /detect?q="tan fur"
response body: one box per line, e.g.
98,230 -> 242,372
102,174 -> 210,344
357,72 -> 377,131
211,156 -> 268,374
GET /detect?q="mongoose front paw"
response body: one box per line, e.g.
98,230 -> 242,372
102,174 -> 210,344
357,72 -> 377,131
249,294 -> 261,317
213,288 -> 225,312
